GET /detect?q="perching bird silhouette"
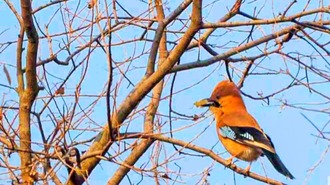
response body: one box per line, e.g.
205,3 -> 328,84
195,80 -> 294,179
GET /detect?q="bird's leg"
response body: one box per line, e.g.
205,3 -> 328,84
225,156 -> 235,167
243,162 -> 252,177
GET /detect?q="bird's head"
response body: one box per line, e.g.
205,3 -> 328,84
194,80 -> 245,114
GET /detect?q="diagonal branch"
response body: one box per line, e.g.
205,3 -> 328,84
72,0 -> 201,184
170,24 -> 305,73
107,0 -> 169,184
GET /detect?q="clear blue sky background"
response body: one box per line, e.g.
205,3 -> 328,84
0,0 -> 329,184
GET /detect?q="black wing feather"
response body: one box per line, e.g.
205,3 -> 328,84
220,126 -> 272,146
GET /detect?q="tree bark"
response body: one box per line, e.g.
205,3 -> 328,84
19,0 -> 39,183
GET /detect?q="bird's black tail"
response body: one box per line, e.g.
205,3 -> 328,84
262,149 -> 295,179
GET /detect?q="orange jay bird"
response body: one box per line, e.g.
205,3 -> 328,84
195,80 -> 294,179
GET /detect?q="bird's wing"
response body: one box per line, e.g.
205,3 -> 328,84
219,113 -> 275,153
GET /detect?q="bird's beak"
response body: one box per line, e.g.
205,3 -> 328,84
194,98 -> 220,108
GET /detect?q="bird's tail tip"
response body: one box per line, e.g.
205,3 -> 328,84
262,149 -> 295,179
284,171 -> 295,180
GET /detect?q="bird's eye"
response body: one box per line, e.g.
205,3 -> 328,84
216,95 -> 220,99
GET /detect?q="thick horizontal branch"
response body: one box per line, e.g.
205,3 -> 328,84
120,133 -> 286,185
202,6 -> 330,28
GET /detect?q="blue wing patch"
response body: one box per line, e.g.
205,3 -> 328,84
220,126 -> 254,141
219,126 -> 236,140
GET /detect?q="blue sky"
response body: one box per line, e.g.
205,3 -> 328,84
0,0 -> 329,184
